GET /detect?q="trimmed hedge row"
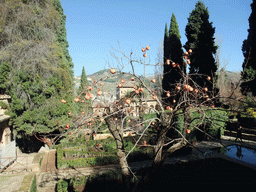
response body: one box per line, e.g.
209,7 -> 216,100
57,141 -> 119,169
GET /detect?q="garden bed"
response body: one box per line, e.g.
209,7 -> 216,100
56,136 -> 154,169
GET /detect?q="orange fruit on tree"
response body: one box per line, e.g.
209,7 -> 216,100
143,53 -> 147,57
146,46 -> 150,50
151,78 -> 156,83
110,68 -> 116,74
97,89 -> 102,95
118,83 -> 123,88
74,96 -> 79,102
125,98 -> 131,104
142,47 -> 146,52
88,86 -> 93,91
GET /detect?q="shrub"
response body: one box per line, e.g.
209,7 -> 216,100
70,176 -> 88,187
57,179 -> 68,192
0,101 -> 9,109
246,108 -> 256,118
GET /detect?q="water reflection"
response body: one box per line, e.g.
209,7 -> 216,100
235,145 -> 243,159
217,145 -> 256,165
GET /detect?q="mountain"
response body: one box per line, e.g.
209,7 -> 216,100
74,69 -> 153,93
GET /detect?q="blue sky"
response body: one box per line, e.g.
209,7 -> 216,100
61,0 -> 252,77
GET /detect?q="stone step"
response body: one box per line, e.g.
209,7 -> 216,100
224,130 -> 256,141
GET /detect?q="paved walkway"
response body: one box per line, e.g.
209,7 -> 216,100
0,151 -> 38,192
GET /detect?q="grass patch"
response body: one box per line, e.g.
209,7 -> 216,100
19,173 -> 35,192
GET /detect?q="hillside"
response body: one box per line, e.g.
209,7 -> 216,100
74,69 -> 153,93
74,69 -> 241,94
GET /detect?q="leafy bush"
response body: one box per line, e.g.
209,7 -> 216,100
57,179 -> 68,192
246,108 -> 256,118
70,176 -> 88,187
0,101 -> 9,109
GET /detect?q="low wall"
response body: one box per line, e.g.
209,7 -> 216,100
93,132 -> 135,140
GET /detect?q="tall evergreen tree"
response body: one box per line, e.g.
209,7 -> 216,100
184,1 -> 217,91
0,62 -> 11,94
0,0 -> 75,145
241,0 -> 256,95
162,13 -> 184,105
78,66 -> 89,95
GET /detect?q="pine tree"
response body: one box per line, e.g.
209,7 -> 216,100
241,0 -> 256,95
184,1 -> 217,91
162,13 -> 184,105
78,66 -> 89,95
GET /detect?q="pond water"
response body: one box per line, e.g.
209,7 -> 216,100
216,145 -> 256,165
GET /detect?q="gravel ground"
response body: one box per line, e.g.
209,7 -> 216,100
0,174 -> 26,192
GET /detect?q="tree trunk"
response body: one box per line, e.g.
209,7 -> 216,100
104,114 -> 131,191
152,129 -> 166,171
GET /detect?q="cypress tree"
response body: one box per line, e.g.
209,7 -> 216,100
241,0 -> 256,95
0,62 -> 11,94
184,1 -> 217,91
162,13 -> 184,106
78,66 -> 89,95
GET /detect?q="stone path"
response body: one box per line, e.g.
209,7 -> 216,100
0,152 -> 37,192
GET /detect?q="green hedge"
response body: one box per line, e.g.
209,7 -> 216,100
188,108 -> 228,141
30,175 -> 37,192
57,143 -> 119,169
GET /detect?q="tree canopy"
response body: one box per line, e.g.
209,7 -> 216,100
184,1 -> 217,91
0,0 -> 75,137
241,0 -> 256,96
162,13 -> 184,106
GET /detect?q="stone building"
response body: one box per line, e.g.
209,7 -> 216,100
116,83 -> 158,116
0,95 -> 16,169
